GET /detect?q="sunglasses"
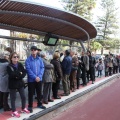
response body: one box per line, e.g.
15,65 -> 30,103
31,49 -> 37,51
13,56 -> 19,58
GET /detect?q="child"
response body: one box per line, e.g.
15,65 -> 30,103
97,59 -> 103,77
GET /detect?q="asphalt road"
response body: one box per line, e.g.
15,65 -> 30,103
52,77 -> 120,120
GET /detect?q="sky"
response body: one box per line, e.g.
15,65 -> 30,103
23,0 -> 63,9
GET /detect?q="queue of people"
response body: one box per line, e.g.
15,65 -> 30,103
0,46 -> 120,118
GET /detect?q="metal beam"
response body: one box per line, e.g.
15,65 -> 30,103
0,35 -> 82,48
0,35 -> 43,43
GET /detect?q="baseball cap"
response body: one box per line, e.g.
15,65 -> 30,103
37,48 -> 42,51
30,46 -> 38,50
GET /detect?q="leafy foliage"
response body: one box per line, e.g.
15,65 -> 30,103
95,0 -> 119,40
60,0 -> 97,20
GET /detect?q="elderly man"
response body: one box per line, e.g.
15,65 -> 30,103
25,46 -> 46,113
61,50 -> 72,96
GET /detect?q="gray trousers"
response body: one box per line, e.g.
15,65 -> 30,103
62,74 -> 70,94
43,82 -> 52,102
10,87 -> 26,112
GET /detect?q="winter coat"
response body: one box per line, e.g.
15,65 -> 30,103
61,55 -> 72,75
97,63 -> 103,71
81,55 -> 89,71
7,62 -> 26,89
71,55 -> 78,71
0,59 -> 9,92
108,58 -> 113,67
42,58 -> 54,83
25,55 -> 44,82
51,58 -> 63,81
89,56 -> 96,68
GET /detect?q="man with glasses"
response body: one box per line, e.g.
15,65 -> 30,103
25,46 -> 46,113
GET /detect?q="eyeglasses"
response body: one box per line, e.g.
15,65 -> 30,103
31,49 -> 37,51
13,56 -> 19,58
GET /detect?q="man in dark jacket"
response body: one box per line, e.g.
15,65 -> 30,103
61,50 -> 72,96
87,50 -> 96,84
25,46 -> 46,113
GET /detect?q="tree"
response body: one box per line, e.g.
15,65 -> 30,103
90,40 -> 102,53
95,0 -> 119,40
60,0 -> 97,20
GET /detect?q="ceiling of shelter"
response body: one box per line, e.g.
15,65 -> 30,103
0,0 -> 97,42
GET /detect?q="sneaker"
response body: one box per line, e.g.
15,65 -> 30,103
11,111 -> 20,118
28,107 -> 33,113
37,105 -> 46,109
21,108 -> 30,114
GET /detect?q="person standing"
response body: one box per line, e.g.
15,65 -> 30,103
61,50 -> 72,96
69,51 -> 78,92
97,59 -> 103,77
40,51 -> 54,104
108,54 -> 113,76
81,51 -> 89,86
0,51 -> 11,111
76,56 -> 82,89
51,52 -> 63,99
87,50 -> 96,84
7,52 -> 30,118
104,55 -> 109,77
25,46 -> 46,113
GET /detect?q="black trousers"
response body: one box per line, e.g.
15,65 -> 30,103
28,81 -> 42,108
10,87 -> 26,112
87,67 -> 95,82
0,91 -> 10,110
113,66 -> 118,74
52,80 -> 60,98
109,67 -> 112,76
81,67 -> 87,85
76,77 -> 80,88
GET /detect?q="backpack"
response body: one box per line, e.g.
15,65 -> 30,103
97,64 -> 103,70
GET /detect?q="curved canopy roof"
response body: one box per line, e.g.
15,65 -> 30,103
0,0 -> 97,42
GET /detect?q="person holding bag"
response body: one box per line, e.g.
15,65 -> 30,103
7,52 -> 30,118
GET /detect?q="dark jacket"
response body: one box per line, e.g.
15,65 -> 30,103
89,56 -> 96,68
7,62 -> 26,89
51,59 -> 63,80
61,55 -> 72,75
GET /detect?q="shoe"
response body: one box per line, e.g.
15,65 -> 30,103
37,105 -> 46,109
28,107 -> 33,113
92,81 -> 94,84
43,101 -> 48,104
54,96 -> 61,99
11,111 -> 20,118
48,99 -> 54,102
21,108 -> 30,114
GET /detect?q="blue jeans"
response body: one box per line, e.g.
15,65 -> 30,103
98,70 -> 102,77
